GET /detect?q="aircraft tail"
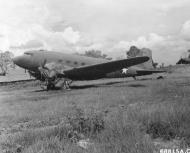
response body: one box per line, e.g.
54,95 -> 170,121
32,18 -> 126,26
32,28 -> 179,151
126,46 -> 154,69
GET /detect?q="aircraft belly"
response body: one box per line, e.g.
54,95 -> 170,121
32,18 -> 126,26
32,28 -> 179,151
136,71 -> 153,76
64,70 -> 106,80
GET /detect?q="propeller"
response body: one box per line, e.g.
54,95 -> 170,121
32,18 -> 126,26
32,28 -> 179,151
28,70 -> 31,78
38,59 -> 48,80
41,59 -> 47,69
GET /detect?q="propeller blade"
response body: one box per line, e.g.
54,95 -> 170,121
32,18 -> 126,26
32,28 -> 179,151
42,59 -> 47,68
41,59 -> 47,68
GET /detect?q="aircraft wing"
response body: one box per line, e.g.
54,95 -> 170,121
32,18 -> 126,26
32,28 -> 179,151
62,56 -> 149,80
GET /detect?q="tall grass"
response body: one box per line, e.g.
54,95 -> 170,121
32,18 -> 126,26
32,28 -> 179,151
127,101 -> 190,146
1,77 -> 190,152
1,100 -> 190,152
1,105 -> 155,153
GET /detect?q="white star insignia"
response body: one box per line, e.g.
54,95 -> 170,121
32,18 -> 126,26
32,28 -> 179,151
122,68 -> 128,74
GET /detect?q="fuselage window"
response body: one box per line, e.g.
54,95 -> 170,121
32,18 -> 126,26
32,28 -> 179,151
66,60 -> 70,64
58,59 -> 63,63
24,52 -> 33,56
81,62 -> 85,66
74,61 -> 78,65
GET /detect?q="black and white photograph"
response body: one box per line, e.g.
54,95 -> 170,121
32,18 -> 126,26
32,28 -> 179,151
0,0 -> 190,152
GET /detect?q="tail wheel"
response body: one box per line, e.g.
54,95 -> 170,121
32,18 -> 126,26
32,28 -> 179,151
46,84 -> 51,91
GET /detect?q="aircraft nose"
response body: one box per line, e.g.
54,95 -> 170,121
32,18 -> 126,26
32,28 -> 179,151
12,56 -> 20,65
12,56 -> 26,68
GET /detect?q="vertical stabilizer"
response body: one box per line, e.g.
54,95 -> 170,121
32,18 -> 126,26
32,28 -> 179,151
126,46 -> 154,69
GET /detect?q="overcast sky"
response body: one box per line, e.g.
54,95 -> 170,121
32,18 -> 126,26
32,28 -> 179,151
0,0 -> 190,64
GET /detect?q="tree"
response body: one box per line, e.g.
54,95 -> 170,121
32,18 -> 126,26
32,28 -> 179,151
78,50 -> 112,60
0,51 -> 15,75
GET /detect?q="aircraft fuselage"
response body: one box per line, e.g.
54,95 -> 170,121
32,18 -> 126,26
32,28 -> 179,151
13,50 -> 107,72
13,50 -> 150,81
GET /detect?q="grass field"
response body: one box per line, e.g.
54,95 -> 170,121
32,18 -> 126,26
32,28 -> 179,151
0,66 -> 190,153
0,67 -> 31,83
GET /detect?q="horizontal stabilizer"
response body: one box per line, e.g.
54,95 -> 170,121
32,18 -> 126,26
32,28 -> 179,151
136,70 -> 166,73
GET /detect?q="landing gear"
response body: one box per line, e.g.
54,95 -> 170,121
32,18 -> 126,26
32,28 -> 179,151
46,83 -> 55,91
40,78 -> 72,91
40,78 -> 56,91
63,79 -> 72,90
38,66 -> 73,91
40,77 -> 73,91
132,76 -> 137,80
55,78 -> 72,90
157,76 -> 164,80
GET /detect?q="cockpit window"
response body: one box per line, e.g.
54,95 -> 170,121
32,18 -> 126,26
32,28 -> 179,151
24,52 -> 34,56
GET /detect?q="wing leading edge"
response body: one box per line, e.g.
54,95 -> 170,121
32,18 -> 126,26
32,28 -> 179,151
63,56 -> 149,80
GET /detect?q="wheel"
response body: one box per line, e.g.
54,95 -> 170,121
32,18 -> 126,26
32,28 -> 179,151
46,83 -> 55,90
46,84 -> 51,91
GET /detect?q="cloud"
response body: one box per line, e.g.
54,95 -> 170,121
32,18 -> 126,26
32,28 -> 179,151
10,40 -> 44,49
181,20 -> 190,40
0,0 -> 189,64
158,0 -> 190,12
62,27 -> 80,44
112,32 -> 190,65
31,26 -> 81,51
114,33 -> 165,50
0,36 -> 10,51
0,22 -> 81,53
